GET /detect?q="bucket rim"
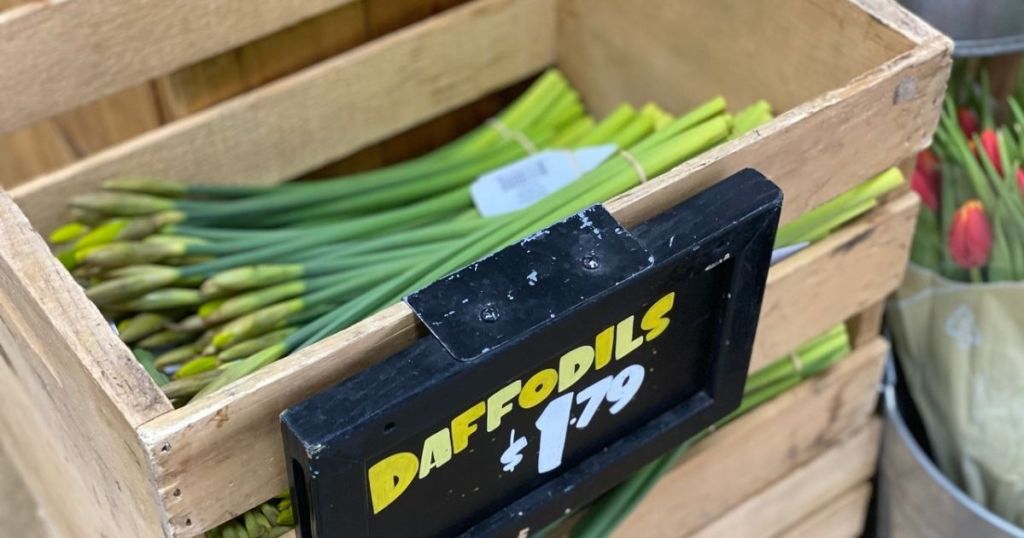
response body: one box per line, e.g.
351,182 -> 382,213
883,360 -> 1024,536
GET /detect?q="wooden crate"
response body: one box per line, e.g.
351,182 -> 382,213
0,0 -> 949,536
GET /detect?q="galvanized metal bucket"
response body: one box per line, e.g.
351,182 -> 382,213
901,0 -> 1024,56
876,360 -> 1024,537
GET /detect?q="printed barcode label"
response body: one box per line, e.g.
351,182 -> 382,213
470,145 -> 617,217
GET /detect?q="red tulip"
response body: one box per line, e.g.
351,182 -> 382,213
958,107 -> 979,138
916,148 -> 940,181
949,200 -> 992,269
1017,168 -> 1024,194
979,129 -> 1003,175
911,169 -> 939,211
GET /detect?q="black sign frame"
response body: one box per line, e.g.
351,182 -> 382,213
282,168 -> 782,538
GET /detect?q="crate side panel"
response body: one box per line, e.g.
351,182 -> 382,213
557,0 -> 917,115
688,421 -> 881,538
0,191 -> 171,423
0,193 -> 171,537
609,339 -> 887,537
601,38 -> 950,229
0,359 -> 165,538
11,0 -> 558,235
775,482 -> 874,538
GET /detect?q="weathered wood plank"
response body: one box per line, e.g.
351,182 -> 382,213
0,190 -> 172,537
365,0 -> 471,37
0,0 -> 362,132
0,121 -> 76,189
154,2 -> 368,120
609,340 -> 885,536
54,84 -> 164,157
688,422 -> 880,538
596,40 -> 950,230
775,483 -> 873,538
557,0 -> 934,114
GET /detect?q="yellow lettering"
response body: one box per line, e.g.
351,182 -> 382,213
451,402 -> 485,454
594,326 -> 614,370
519,369 -> 557,408
615,316 -> 644,360
487,381 -> 522,432
368,452 -> 418,514
641,292 -> 675,341
419,428 -> 453,479
558,346 -> 594,392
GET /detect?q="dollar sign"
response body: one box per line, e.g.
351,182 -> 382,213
500,429 -> 528,472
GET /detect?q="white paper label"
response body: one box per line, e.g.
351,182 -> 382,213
470,145 -> 618,217
770,242 -> 809,265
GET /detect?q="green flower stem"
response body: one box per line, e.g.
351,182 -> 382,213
291,115 -> 730,353
774,167 -> 904,248
197,112 -> 719,395
629,96 -> 727,153
207,257 -> 421,352
178,187 -> 471,276
937,106 -> 997,208
217,328 -> 296,363
262,140 -> 544,227
200,243 -> 448,325
163,369 -> 221,400
573,103 -> 638,146
179,71 -> 574,217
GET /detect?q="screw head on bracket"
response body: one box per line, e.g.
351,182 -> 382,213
479,305 -> 501,323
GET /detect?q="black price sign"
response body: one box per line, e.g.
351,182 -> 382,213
282,169 -> 782,538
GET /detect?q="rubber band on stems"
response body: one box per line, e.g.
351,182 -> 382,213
618,150 -> 648,183
788,352 -> 804,374
488,119 -> 538,154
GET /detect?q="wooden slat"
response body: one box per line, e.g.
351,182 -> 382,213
610,339 -> 886,537
365,0 -> 472,37
0,445 -> 45,538
557,0 -> 925,115
0,86 -> 163,191
598,39 -> 950,230
0,190 -> 172,537
0,0 -> 34,10
0,0 -> 363,132
776,483 -> 873,538
0,84 -> 162,189
136,189 -> 901,535
850,0 -> 951,45
750,192 -> 917,371
154,2 -> 368,120
848,300 -> 887,347
687,422 -> 880,538
54,84 -> 164,157
0,121 -> 76,189
11,0 -> 558,235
